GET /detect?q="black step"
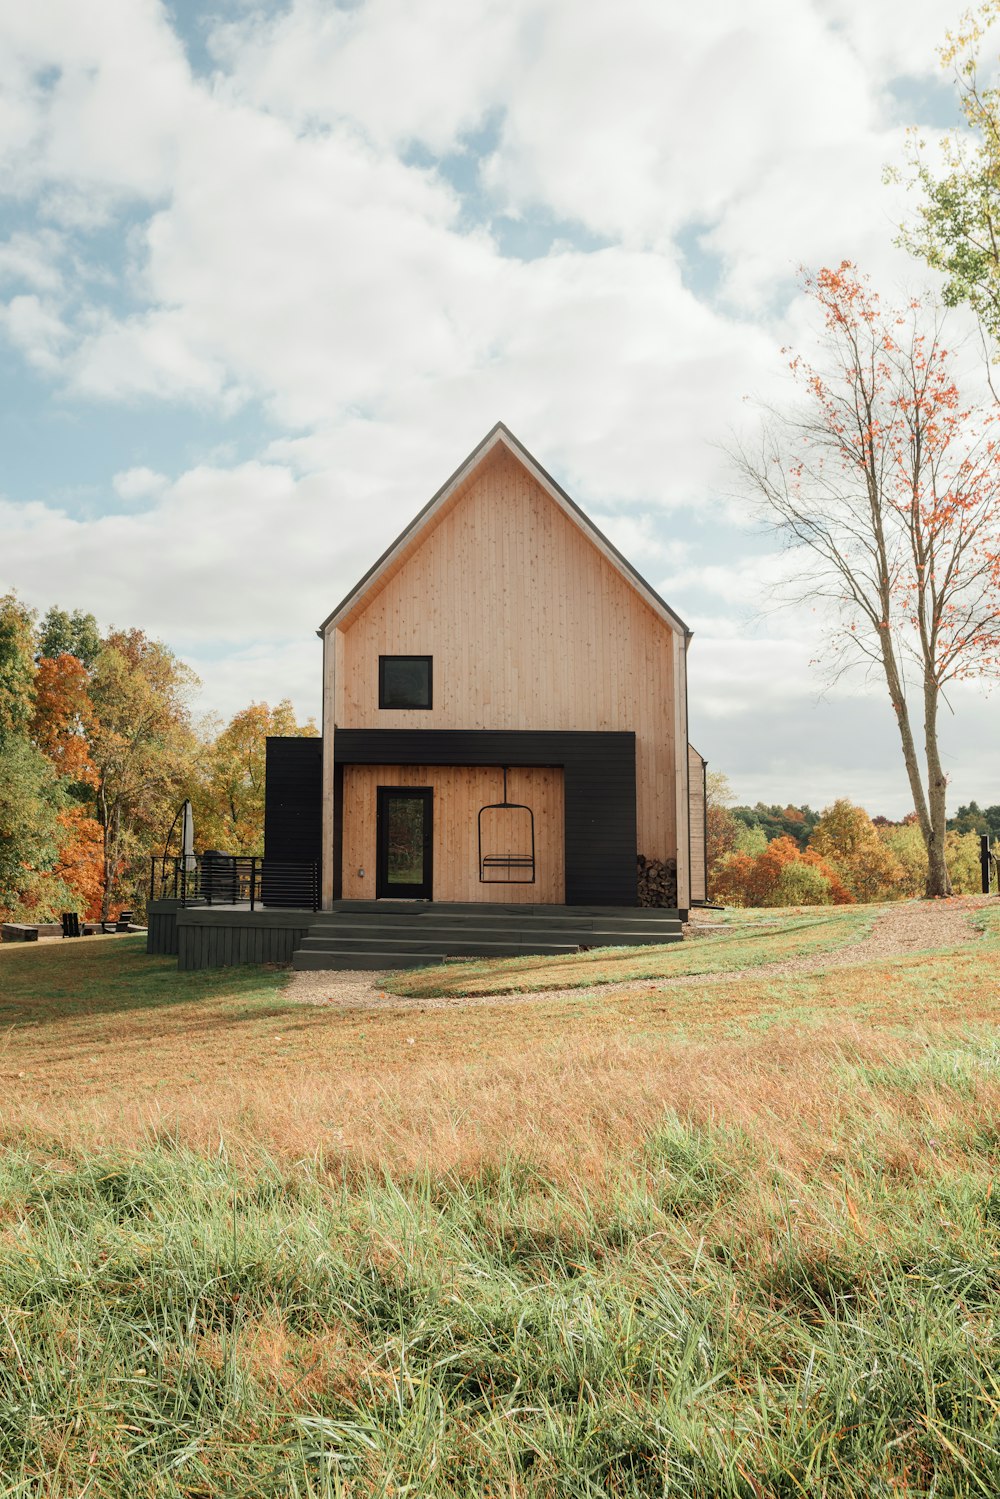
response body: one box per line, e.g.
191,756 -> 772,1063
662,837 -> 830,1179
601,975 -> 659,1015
292,902 -> 685,971
293,950 -> 441,971
297,937 -> 582,959
303,921 -> 680,944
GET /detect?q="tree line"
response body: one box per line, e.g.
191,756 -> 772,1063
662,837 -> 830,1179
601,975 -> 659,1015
706,778 -> 989,907
0,592 -> 315,925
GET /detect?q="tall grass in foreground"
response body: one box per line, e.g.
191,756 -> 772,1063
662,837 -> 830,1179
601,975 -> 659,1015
2,1040 -> 999,1497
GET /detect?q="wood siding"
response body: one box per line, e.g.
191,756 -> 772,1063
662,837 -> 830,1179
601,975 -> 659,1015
341,764 -> 565,903
335,730 -> 637,905
688,744 -> 707,904
329,446 -> 677,868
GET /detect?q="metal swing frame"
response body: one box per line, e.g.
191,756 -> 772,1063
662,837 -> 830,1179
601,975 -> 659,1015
478,767 -> 536,884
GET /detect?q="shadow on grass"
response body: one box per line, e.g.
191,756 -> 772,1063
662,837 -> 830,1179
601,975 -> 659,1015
0,934 -> 289,1024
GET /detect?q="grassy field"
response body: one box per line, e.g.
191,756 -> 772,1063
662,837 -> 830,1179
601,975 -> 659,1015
1,913 -> 999,1494
385,904 -> 877,998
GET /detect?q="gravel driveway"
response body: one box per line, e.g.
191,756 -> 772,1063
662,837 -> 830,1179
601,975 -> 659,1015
285,897 -> 994,1013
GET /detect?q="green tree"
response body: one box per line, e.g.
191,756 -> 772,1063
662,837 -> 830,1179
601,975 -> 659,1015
37,607 -> 101,669
89,630 -> 199,918
895,4 -> 1000,366
731,802 -> 820,850
948,800 -> 1000,838
0,593 -> 37,742
0,735 -> 71,921
192,699 -> 317,854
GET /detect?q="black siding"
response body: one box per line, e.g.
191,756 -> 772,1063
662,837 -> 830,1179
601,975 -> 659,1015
176,909 -> 313,970
146,900 -> 181,955
264,737 -> 323,903
334,730 -> 637,906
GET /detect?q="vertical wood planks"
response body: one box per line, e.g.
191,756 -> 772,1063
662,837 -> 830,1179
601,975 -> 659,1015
341,764 -> 565,903
329,446 -> 680,866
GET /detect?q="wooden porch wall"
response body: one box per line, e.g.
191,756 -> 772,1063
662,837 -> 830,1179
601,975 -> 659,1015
175,909 -> 314,971
341,764 -> 565,903
146,901 -> 181,956
332,446 -> 678,873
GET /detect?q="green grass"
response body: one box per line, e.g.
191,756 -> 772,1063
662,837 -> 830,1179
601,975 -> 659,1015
386,904 -> 878,998
1,1106 -> 999,1497
0,933 -> 288,1021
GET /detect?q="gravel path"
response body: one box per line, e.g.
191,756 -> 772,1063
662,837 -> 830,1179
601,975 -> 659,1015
285,898 -> 994,1013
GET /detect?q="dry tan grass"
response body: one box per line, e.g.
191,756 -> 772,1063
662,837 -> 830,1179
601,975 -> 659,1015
2,927 -> 998,1187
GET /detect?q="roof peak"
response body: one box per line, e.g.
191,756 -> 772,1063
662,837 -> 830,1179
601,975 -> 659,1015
317,425 -> 691,638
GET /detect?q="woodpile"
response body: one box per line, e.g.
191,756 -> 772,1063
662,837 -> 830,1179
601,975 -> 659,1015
637,854 -> 678,908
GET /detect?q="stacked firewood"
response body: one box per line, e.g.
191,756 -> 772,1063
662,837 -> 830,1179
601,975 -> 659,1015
637,854 -> 678,908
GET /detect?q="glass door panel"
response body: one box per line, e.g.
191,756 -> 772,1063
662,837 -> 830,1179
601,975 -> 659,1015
376,788 -> 433,898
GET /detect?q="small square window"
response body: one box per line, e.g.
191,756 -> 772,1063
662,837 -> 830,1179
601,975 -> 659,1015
379,655 -> 433,710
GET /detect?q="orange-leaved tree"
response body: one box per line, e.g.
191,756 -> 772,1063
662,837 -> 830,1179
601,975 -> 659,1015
714,836 -> 853,907
53,806 -> 105,920
30,653 -> 97,786
732,264 -> 1000,896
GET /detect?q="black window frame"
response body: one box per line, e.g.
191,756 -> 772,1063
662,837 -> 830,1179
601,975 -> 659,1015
378,654 -> 433,711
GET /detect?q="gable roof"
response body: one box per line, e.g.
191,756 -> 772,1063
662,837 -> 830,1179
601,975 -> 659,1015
317,421 -> 691,637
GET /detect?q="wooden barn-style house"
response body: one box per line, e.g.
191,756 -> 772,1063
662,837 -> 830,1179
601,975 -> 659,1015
150,424 -> 708,969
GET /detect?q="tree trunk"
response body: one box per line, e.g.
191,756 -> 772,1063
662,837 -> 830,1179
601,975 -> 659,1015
879,636 -> 937,849
923,677 -> 952,898
98,783 -> 112,921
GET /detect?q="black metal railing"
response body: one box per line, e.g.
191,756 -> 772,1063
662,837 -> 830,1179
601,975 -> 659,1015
149,854 -> 319,911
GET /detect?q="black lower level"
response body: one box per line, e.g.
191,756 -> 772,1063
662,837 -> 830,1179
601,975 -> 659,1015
344,729 -> 637,906
265,729 -> 639,906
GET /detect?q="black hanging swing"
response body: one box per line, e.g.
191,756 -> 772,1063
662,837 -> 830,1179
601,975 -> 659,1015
478,767 -> 536,884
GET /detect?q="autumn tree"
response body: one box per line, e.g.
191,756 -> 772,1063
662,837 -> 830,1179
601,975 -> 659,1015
713,835 -> 853,908
30,654 -> 97,787
703,769 -> 740,896
808,799 -> 903,902
732,265 -> 1000,897
89,629 -> 199,918
52,807 -> 105,920
192,699 -> 317,853
879,818 -> 984,895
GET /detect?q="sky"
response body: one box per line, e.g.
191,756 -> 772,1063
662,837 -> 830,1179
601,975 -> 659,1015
0,0 -> 995,816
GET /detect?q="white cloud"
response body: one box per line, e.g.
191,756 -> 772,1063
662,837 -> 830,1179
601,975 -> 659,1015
0,0 -> 990,814
0,292 -> 70,371
0,0 -> 195,202
112,466 -> 169,502
0,230 -> 64,291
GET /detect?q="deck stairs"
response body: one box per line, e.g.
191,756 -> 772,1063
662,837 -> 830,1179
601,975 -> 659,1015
292,900 -> 684,971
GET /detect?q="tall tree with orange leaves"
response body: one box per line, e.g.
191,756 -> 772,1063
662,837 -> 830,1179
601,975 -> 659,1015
732,265 -> 1000,896
30,653 -> 97,787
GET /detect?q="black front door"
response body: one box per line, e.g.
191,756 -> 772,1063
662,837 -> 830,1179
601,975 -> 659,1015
376,787 -> 433,899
